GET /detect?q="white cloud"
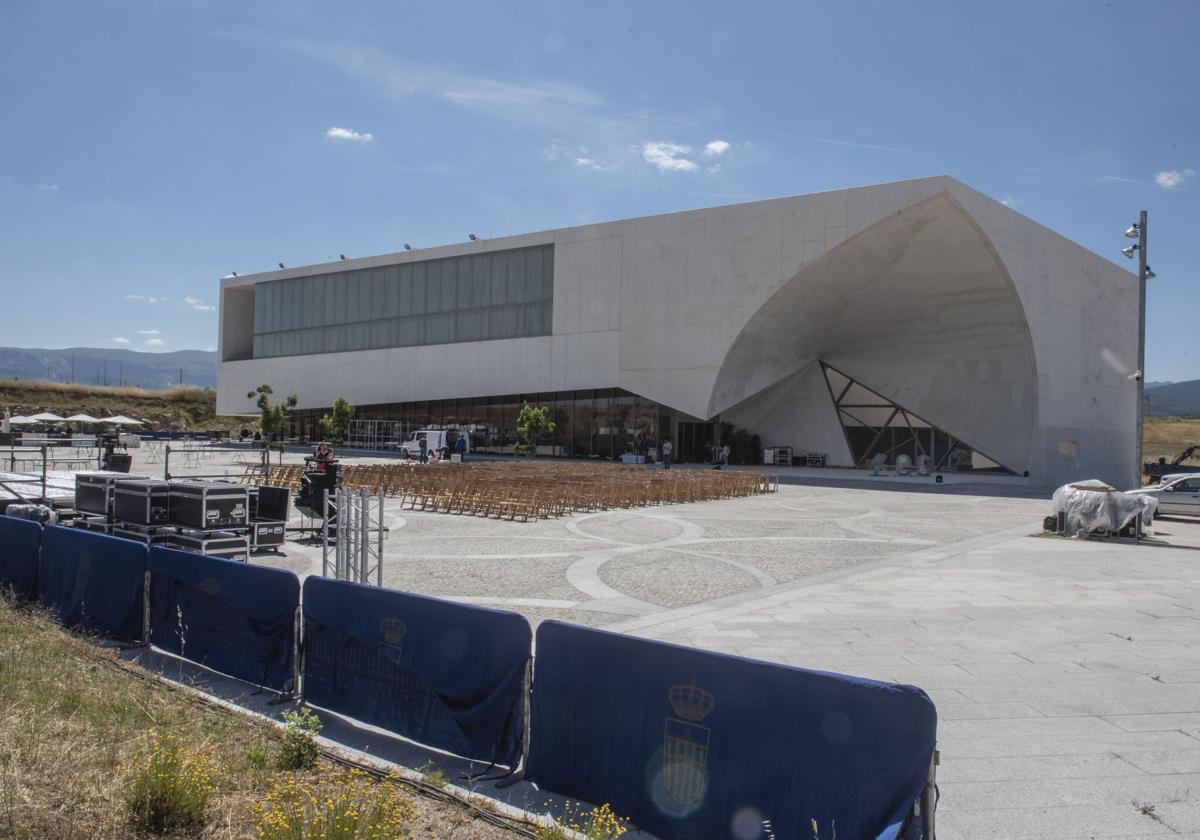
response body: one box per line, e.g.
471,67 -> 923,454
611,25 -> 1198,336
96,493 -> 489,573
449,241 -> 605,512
110,336 -> 131,344
1155,168 -> 1195,189
136,328 -> 159,335
144,338 -> 164,346
326,126 -> 374,143
545,141 -> 614,171
707,164 -> 721,174
641,142 -> 700,173
36,183 -> 60,192
125,294 -> 161,304
184,296 -> 216,312
574,157 -> 612,171
704,140 -> 731,156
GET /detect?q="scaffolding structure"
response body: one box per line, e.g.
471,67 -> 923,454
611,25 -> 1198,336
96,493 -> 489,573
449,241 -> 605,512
322,488 -> 386,585
344,419 -> 412,452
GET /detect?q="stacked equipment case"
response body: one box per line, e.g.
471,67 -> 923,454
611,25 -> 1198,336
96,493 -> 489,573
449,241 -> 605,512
71,475 -> 283,563
167,481 -> 250,560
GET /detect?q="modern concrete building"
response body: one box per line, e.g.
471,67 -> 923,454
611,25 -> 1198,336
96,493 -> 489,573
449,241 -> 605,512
217,175 -> 1140,489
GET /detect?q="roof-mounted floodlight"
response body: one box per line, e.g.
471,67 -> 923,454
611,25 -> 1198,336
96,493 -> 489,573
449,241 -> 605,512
404,244 -> 412,250
1121,245 -> 1138,259
468,234 -> 478,241
1124,224 -> 1140,239
1145,265 -> 1156,279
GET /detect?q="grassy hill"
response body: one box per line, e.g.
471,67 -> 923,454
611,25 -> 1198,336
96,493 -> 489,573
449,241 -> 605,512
0,378 -> 239,432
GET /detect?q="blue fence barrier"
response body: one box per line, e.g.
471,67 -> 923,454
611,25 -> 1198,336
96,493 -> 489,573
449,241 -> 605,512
302,577 -> 531,767
38,526 -> 147,641
0,515 -> 42,599
148,546 -> 299,693
527,621 -> 937,840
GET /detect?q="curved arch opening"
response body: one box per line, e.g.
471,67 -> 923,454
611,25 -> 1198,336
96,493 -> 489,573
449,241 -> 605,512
709,192 -> 1037,473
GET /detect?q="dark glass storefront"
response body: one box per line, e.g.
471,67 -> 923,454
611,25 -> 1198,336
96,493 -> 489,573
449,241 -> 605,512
289,388 -> 674,460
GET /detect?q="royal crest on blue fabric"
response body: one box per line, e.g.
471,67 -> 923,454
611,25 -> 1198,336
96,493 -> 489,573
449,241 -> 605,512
527,621 -> 937,840
301,577 -> 531,767
148,546 -> 299,693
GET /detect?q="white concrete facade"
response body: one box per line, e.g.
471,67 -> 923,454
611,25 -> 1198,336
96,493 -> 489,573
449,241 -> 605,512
218,176 -> 1139,489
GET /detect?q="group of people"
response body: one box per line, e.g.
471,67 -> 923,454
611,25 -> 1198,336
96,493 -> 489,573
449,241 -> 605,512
413,433 -> 468,464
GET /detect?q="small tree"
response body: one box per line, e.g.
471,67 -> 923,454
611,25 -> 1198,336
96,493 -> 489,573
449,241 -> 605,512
515,403 -> 555,457
247,384 -> 297,463
318,397 -> 355,443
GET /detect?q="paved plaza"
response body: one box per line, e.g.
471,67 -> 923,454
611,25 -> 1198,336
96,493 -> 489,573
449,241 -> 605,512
129,446 -> 1200,838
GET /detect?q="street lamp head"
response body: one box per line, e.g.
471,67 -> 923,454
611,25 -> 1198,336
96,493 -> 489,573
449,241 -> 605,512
1121,245 -> 1138,259
1145,265 -> 1156,280
1124,224 -> 1140,239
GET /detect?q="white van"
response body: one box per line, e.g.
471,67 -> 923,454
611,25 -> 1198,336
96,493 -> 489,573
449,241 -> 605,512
399,429 -> 469,460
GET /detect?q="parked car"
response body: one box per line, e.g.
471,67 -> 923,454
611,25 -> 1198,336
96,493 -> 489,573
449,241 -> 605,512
1128,475 -> 1200,518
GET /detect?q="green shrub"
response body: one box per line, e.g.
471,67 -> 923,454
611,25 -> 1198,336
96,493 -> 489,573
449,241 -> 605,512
277,707 -> 322,770
125,733 -> 217,834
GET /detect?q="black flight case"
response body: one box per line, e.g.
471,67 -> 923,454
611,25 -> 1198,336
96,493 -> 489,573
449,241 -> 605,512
168,481 -> 249,531
249,485 -> 290,552
168,529 -> 249,562
75,471 -> 146,518
114,479 -> 171,526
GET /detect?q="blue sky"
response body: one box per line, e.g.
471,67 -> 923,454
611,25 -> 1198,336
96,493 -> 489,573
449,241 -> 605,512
1,1 -> 1196,380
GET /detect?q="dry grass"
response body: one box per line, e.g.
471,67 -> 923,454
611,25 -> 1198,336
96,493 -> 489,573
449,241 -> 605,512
0,378 -> 240,432
0,597 -> 523,839
1144,417 -> 1200,466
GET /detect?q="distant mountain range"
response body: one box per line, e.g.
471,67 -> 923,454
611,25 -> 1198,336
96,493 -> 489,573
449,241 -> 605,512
0,346 -> 217,389
0,343 -> 1191,414
1146,378 -> 1200,418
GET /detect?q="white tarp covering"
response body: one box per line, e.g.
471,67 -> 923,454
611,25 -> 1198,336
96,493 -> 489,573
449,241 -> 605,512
1052,479 -> 1157,537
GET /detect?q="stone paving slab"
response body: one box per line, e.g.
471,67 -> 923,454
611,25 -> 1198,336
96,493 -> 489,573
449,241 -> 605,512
615,520 -> 1200,839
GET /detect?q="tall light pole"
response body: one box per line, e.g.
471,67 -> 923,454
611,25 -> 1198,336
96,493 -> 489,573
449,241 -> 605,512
1123,211 -> 1149,486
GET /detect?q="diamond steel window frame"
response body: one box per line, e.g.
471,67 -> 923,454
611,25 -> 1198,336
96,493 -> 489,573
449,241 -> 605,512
820,361 -> 1014,473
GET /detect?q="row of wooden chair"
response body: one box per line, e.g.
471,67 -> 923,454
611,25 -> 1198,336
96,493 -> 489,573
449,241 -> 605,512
238,461 -> 776,521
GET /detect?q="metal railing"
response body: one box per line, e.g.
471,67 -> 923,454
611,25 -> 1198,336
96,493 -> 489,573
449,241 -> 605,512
0,445 -> 103,500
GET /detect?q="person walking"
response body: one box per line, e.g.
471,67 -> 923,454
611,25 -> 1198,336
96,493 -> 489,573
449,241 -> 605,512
661,438 -> 673,469
418,434 -> 428,464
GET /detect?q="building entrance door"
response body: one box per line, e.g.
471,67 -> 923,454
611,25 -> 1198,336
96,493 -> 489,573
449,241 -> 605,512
677,422 -> 716,463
